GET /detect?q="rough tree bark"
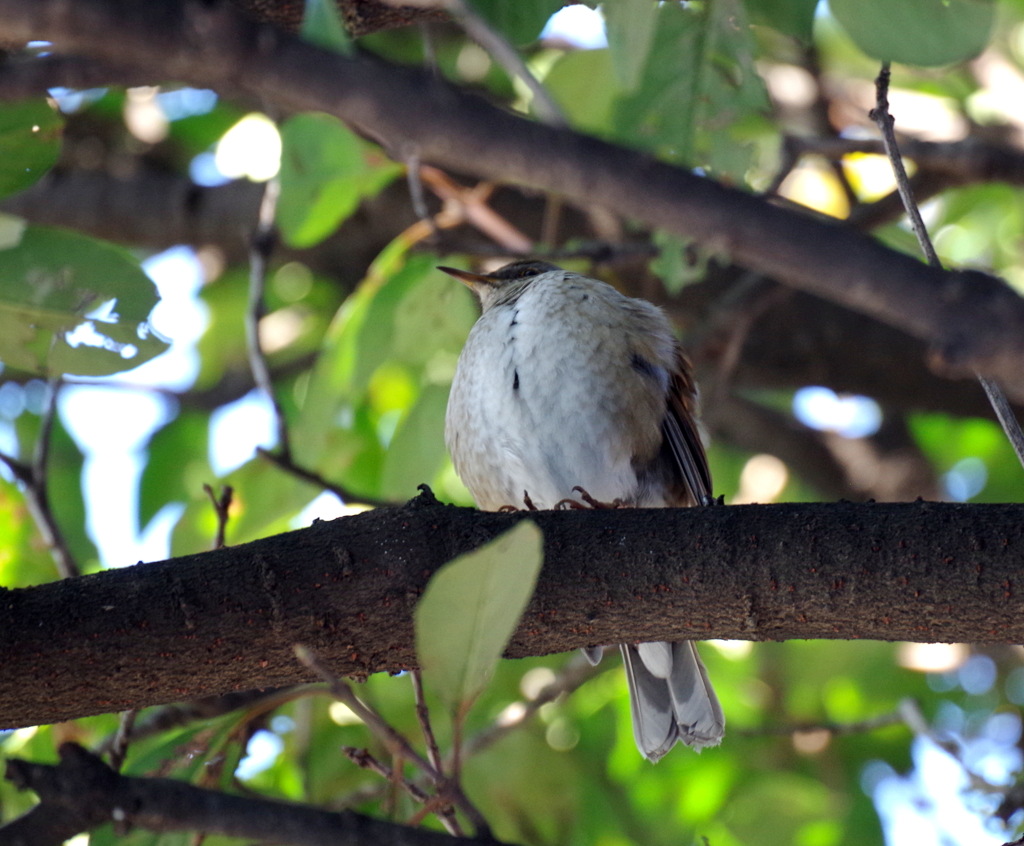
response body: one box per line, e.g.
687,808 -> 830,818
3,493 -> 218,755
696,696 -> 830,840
4,489 -> 1024,729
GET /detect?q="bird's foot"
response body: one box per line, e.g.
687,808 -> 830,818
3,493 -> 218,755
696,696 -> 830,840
498,491 -> 539,512
555,487 -> 628,510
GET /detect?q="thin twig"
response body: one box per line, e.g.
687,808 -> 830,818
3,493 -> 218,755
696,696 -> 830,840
410,670 -> 444,774
343,746 -> 435,806
444,0 -> 567,128
294,645 -> 491,838
247,178 -> 291,462
404,148 -> 437,240
255,447 -> 395,509
870,62 -> 1024,472
108,709 -> 137,771
202,484 -> 234,549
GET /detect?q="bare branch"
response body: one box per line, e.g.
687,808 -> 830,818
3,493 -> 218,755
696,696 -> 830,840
5,491 -> 1024,728
3,743 -> 507,846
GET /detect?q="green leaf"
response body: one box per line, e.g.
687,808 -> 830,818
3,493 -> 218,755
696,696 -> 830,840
277,113 -> 400,248
545,49 -> 618,134
604,0 -> 659,92
415,521 -> 544,713
138,410 -> 211,531
743,0 -> 818,42
612,0 -> 768,178
650,230 -> 711,295
0,226 -> 168,377
380,384 -> 450,499
0,100 -> 63,200
829,0 -> 995,67
302,0 -> 353,54
466,0 -> 563,45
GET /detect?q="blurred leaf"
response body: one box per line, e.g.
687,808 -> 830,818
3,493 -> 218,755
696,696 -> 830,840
0,227 -> 167,377
650,230 -> 713,294
277,113 -> 400,248
138,410 -> 210,531
744,0 -> 818,41
0,100 -> 63,199
302,0 -> 353,54
545,49 -> 618,134
604,0 -> 659,91
829,0 -> 994,67
613,0 -> 769,178
467,0 -> 564,44
28,411 -> 98,570
380,384 -> 450,499
416,520 -> 544,713
0,475 -> 55,587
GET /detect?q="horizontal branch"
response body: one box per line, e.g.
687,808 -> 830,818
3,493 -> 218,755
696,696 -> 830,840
3,0 -> 1024,398
4,490 -> 1024,728
3,743 -> 489,846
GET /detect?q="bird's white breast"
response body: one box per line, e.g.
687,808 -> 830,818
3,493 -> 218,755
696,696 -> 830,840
445,273 -> 675,510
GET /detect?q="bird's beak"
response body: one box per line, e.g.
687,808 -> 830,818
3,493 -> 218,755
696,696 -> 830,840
437,266 -> 495,293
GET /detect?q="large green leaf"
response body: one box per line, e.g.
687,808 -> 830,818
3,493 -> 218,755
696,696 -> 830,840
830,0 -> 994,67
545,49 -> 618,135
603,0 -> 659,92
0,226 -> 167,377
277,113 -> 400,248
415,520 -> 544,713
0,100 -> 63,200
613,0 -> 769,178
466,0 -> 563,45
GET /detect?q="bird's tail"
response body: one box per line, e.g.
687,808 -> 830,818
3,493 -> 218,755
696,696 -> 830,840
620,640 -> 725,762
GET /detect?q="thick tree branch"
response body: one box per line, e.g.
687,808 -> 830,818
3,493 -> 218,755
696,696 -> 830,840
3,743 -> 499,846
4,490 -> 1024,729
3,0 -> 1024,398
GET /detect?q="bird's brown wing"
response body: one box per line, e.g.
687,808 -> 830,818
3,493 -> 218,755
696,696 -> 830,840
661,349 -> 712,506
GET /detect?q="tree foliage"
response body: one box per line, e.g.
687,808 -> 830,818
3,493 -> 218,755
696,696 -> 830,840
2,0 -> 1024,844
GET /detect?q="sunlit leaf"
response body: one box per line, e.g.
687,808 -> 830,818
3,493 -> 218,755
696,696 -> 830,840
416,521 -> 544,712
829,0 -> 994,67
277,113 -> 400,248
0,100 -> 63,199
0,227 -> 167,377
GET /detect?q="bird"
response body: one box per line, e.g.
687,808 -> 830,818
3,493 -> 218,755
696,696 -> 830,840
440,258 -> 724,762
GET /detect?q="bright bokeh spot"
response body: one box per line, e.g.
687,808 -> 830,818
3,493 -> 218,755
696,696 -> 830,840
215,113 -> 282,181
793,386 -> 882,438
944,456 -> 988,502
235,729 -> 283,780
208,389 -> 277,476
541,5 -> 607,49
124,86 -> 169,144
778,157 -> 850,218
708,640 -> 753,660
732,453 -> 788,504
897,642 -> 968,673
842,152 -> 902,203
